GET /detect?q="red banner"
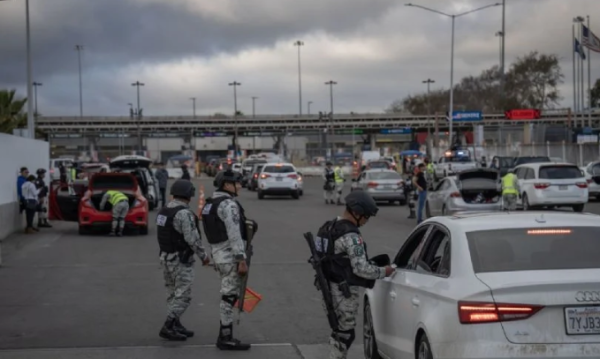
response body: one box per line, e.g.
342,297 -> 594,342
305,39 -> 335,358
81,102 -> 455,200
505,109 -> 541,120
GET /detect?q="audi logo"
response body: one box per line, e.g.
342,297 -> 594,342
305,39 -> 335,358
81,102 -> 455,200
575,291 -> 600,302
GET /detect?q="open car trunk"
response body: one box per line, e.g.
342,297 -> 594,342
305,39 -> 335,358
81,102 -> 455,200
89,174 -> 138,210
90,191 -> 137,211
458,169 -> 501,204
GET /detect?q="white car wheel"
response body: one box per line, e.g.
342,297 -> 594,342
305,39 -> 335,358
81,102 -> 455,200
417,334 -> 433,359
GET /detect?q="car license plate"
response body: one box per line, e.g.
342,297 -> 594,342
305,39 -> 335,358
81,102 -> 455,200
565,307 -> 600,335
276,177 -> 283,181
559,185 -> 568,190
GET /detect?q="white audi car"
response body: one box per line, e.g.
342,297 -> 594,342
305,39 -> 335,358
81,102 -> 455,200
364,211 -> 600,359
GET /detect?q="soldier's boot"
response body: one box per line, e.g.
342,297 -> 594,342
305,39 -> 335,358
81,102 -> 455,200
173,318 -> 194,337
216,324 -> 250,350
43,220 -> 53,228
159,318 -> 187,341
336,199 -> 344,206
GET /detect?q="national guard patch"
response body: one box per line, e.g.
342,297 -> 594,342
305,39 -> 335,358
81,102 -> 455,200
354,245 -> 365,257
352,236 -> 363,245
156,214 -> 167,226
201,203 -> 212,215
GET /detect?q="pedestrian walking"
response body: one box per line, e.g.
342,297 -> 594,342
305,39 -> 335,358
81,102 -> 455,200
21,175 -> 40,234
413,163 -> 428,224
155,163 -> 169,207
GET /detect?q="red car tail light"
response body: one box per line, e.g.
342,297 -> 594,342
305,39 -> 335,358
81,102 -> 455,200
458,301 -> 544,324
450,192 -> 461,198
534,183 -> 550,189
288,174 -> 298,179
576,182 -> 588,188
260,174 -> 271,179
253,173 -> 258,179
367,182 -> 378,188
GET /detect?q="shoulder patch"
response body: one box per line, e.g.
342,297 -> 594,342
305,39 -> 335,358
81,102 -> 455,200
156,214 -> 167,226
353,245 -> 365,256
352,236 -> 363,245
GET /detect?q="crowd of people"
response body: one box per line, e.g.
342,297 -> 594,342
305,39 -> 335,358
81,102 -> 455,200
16,167 -> 52,234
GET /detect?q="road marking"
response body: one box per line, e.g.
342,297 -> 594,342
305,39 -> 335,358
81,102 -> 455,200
0,343 -> 294,353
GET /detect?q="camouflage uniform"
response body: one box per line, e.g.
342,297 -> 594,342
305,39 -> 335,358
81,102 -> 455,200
323,168 -> 335,203
327,226 -> 386,359
160,199 -> 209,320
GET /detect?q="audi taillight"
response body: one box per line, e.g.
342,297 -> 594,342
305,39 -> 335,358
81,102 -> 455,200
288,174 -> 298,179
450,192 -> 461,198
534,183 -> 550,189
253,174 -> 258,179
576,182 -> 588,188
587,179 -> 593,184
367,182 -> 378,188
260,174 -> 271,179
458,301 -> 544,324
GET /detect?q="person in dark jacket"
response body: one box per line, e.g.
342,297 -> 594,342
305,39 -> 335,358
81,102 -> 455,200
17,167 -> 29,214
181,164 -> 191,181
155,163 -> 169,207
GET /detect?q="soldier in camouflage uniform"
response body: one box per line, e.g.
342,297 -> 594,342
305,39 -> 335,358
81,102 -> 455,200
156,179 -> 210,341
202,169 -> 255,350
317,190 -> 395,359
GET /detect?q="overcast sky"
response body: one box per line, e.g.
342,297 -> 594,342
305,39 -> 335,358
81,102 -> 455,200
0,0 -> 599,117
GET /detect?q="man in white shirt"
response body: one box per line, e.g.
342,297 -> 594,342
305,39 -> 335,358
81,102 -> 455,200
21,175 -> 40,234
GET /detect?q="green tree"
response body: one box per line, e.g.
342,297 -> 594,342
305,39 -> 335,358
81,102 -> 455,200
0,89 -> 27,134
592,78 -> 600,108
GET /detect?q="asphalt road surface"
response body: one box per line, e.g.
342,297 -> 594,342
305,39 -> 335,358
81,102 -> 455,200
1,177 -> 599,359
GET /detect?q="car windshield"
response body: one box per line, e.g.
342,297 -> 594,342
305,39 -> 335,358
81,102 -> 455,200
514,156 -> 550,165
263,165 -> 295,173
591,164 -> 600,175
538,165 -> 582,179
447,156 -> 473,163
368,172 -> 401,180
368,162 -> 389,168
466,227 -> 600,273
495,157 -> 513,167
243,160 -> 267,167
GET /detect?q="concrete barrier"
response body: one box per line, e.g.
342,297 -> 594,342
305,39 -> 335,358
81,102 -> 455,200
0,133 -> 50,241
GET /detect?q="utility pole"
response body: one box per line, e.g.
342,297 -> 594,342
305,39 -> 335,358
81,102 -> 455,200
252,96 -> 258,118
495,31 -> 503,70
308,101 -> 313,115
500,0 -> 506,106
229,81 -> 241,160
132,81 -> 145,153
325,81 -> 337,157
25,0 -> 34,138
423,79 -> 435,140
190,97 -> 196,118
294,40 -> 304,115
32,82 -> 42,116
75,45 -> 84,117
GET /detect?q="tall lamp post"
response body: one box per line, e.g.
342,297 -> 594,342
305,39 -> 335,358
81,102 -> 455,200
132,81 -> 144,153
190,97 -> 196,118
252,96 -> 258,118
307,101 -> 313,115
229,81 -> 241,160
32,81 -> 42,116
495,31 -> 503,69
325,81 -> 337,156
422,78 -> 435,139
406,2 -> 501,146
75,45 -> 84,117
294,40 -> 304,115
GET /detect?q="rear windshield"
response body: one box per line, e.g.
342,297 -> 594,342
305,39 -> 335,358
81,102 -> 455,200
494,157 -> 513,167
447,156 -> 473,163
467,227 -> 600,273
368,172 -> 401,180
92,175 -> 136,190
263,165 -> 294,173
538,165 -> 582,179
243,160 -> 267,167
591,164 -> 600,175
514,156 -> 550,166
368,162 -> 389,168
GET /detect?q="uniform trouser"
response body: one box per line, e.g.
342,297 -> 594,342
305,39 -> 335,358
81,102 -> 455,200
37,196 -> 48,220
324,182 -> 334,201
161,255 -> 195,319
159,187 -> 167,207
111,200 -> 130,233
334,182 -> 344,202
25,200 -> 37,229
216,263 -> 242,326
503,193 -> 517,211
324,283 -> 360,359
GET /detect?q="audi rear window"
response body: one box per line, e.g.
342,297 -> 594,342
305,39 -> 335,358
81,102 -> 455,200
263,165 -> 294,173
538,165 -> 582,179
466,227 -> 600,273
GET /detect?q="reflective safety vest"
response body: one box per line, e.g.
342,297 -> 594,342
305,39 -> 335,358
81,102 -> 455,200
502,173 -> 518,195
334,167 -> 344,183
106,190 -> 128,205
426,163 -> 434,173
70,168 -> 77,180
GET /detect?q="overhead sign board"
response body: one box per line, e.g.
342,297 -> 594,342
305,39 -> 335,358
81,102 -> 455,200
505,109 -> 541,120
380,128 -> 412,134
446,111 -> 483,122
193,131 -> 228,137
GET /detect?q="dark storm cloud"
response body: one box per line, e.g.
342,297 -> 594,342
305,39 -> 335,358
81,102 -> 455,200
0,0 -> 396,84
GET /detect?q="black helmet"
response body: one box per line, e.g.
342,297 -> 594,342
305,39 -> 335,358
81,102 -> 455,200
344,190 -> 379,217
170,179 -> 195,199
214,169 -> 243,188
36,168 -> 46,175
326,161 -> 333,166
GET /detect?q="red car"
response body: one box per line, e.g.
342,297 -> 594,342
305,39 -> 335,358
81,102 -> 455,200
78,173 -> 148,235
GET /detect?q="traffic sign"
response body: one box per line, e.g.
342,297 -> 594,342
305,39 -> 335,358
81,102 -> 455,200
446,111 -> 483,122
504,109 -> 541,120
380,128 -> 412,134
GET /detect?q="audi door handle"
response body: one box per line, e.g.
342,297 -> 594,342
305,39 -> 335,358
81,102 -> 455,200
411,297 -> 420,306
389,291 -> 397,300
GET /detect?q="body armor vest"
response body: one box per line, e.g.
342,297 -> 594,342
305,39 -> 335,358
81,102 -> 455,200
201,194 -> 247,245
156,205 -> 196,254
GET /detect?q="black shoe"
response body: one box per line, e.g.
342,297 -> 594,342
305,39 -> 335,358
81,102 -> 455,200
116,232 -> 123,237
31,227 -> 40,232
336,201 -> 344,206
109,231 -> 116,236
43,221 -> 53,228
159,318 -> 187,341
216,324 -> 250,351
173,318 -> 194,337
39,222 -> 52,228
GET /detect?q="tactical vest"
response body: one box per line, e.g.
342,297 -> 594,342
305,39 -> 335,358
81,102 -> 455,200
316,218 -> 375,289
201,194 -> 247,245
156,205 -> 196,254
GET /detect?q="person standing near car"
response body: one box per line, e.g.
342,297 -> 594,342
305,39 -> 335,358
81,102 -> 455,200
501,169 -> 519,211
21,175 -> 40,234
156,179 -> 210,341
181,164 -> 191,180
155,163 -> 169,208
333,164 -> 345,205
202,169 -> 255,350
99,190 -> 129,236
17,167 -> 29,216
323,161 -> 335,204
413,163 -> 428,224
34,168 -> 52,228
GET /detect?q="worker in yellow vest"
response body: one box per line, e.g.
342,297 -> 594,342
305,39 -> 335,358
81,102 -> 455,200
424,158 -> 435,188
501,169 -> 519,211
333,165 -> 345,205
99,190 -> 130,236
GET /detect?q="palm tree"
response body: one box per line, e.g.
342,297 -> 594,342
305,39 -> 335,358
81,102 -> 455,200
0,89 -> 28,134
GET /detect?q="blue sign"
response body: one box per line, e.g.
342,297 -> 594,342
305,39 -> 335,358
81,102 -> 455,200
380,128 -> 412,134
448,111 -> 483,122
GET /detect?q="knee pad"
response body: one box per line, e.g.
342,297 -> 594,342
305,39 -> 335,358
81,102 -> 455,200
332,328 -> 355,349
221,294 -> 238,306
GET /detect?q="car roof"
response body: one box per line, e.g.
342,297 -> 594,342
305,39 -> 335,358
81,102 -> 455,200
263,162 -> 295,168
515,162 -> 578,170
364,169 -> 398,173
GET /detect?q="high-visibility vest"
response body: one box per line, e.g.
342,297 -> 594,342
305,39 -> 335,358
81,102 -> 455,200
106,190 -> 128,205
334,167 -> 344,183
502,174 -> 518,195
426,163 -> 434,173
70,168 -> 77,180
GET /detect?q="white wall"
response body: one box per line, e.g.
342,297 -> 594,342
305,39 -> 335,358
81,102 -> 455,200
0,133 -> 50,240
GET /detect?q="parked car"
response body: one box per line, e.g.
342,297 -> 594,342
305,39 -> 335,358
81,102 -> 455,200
364,211 -> 600,359
580,161 -> 600,200
426,168 -> 502,216
511,155 -> 551,169
434,151 -> 479,180
49,158 -> 74,181
490,156 -> 514,177
351,169 -> 405,205
247,163 -> 267,191
78,172 -> 148,235
109,155 -> 160,211
256,163 -> 302,199
514,162 -> 588,212
366,160 -> 392,170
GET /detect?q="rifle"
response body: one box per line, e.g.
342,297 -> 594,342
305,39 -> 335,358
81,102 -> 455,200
237,219 -> 256,324
304,232 -> 339,331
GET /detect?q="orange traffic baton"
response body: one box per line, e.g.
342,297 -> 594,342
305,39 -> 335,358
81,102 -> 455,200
197,184 -> 205,219
234,287 -> 263,313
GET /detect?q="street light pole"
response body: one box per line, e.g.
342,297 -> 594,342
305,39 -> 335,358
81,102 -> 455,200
406,2 -> 501,147
500,0 -> 506,103
423,79 -> 435,140
294,40 -> 304,115
325,81 -> 337,156
75,45 -> 84,117
132,81 -> 145,153
190,97 -> 196,118
229,81 -> 241,160
495,31 -> 503,70
25,0 -> 34,138
32,82 -> 42,116
252,96 -> 258,118
308,101 -> 313,115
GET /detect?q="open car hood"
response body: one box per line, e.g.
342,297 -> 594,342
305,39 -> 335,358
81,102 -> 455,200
89,173 -> 138,191
109,155 -> 152,169
458,168 -> 500,182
